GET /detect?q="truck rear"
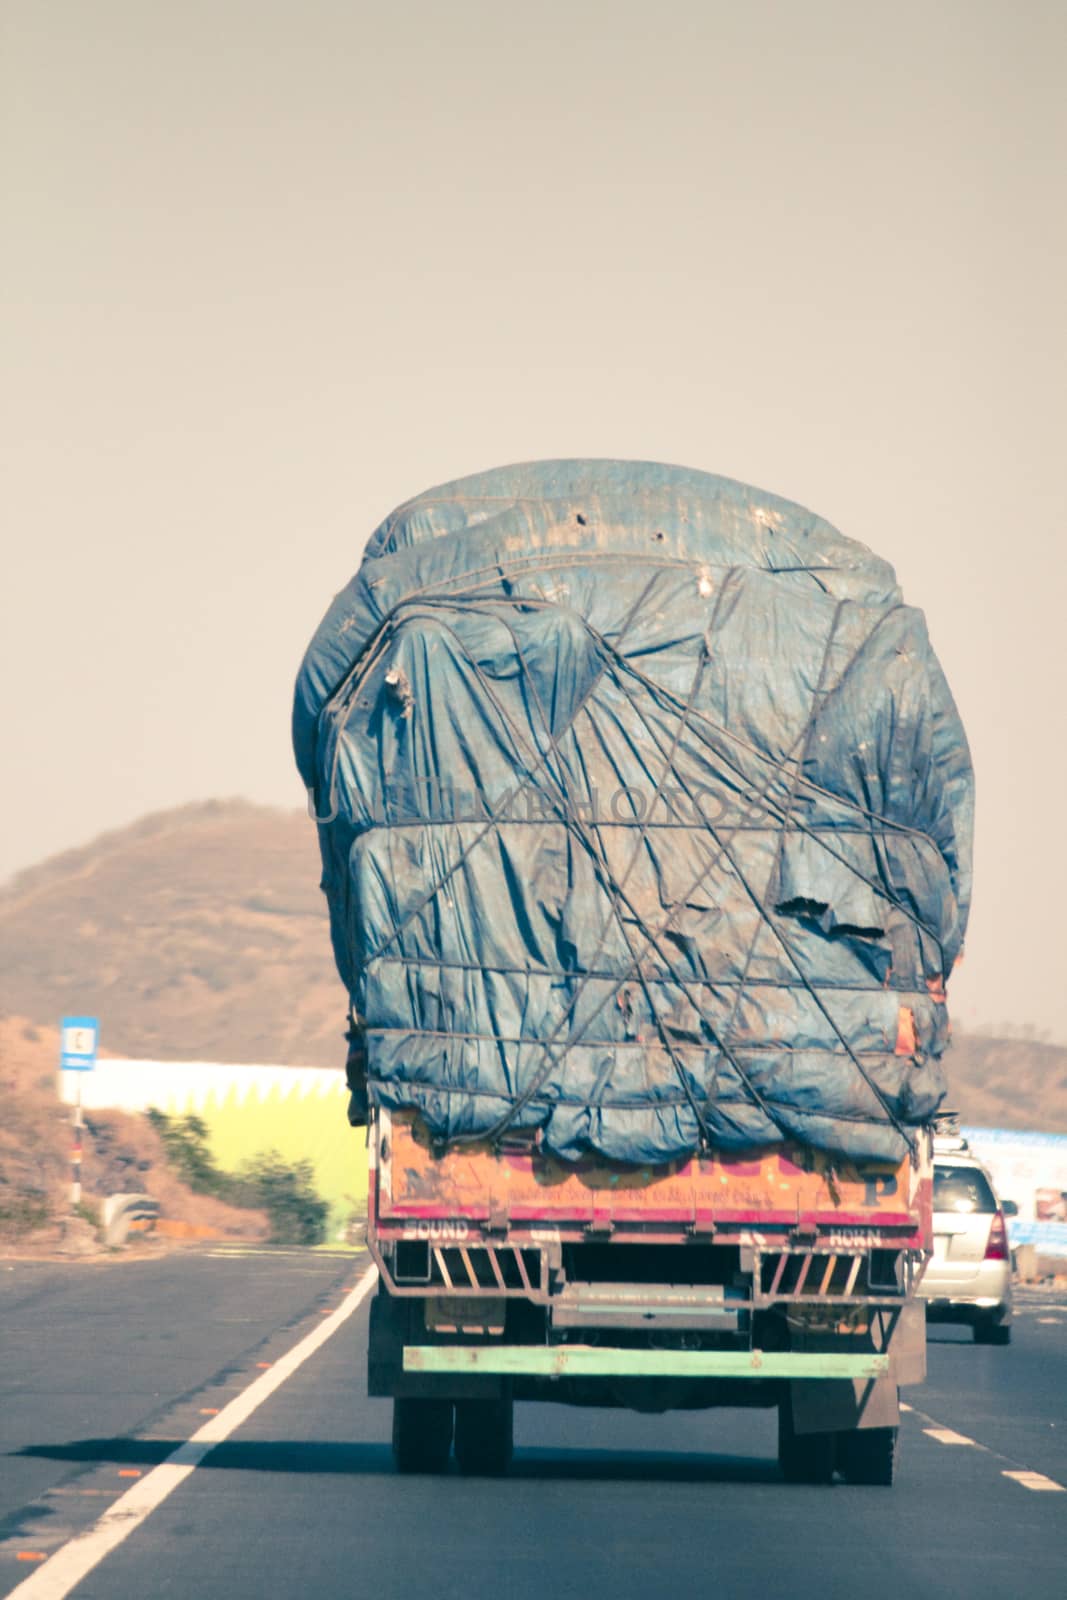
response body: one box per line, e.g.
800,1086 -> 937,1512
367,1106 -> 931,1483
293,460 -> 971,1487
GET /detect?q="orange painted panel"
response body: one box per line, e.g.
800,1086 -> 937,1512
381,1111 -> 919,1227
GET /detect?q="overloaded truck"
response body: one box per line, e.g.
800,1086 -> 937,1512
293,460 -> 973,1485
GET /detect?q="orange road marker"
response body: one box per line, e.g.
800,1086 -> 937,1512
199,1408 -> 220,1415
117,1469 -> 142,1479
17,1552 -> 47,1562
256,1361 -> 272,1369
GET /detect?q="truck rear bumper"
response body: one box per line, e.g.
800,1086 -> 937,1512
402,1345 -> 890,1380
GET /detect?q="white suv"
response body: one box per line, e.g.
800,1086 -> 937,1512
919,1141 -> 1012,1345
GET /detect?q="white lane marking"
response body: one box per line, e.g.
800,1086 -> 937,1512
1002,1470 -> 1065,1493
899,1402 -> 912,1412
908,1403 -> 1065,1491
7,1265 -> 378,1600
1036,1317 -> 1062,1324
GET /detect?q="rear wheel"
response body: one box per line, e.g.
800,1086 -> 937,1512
974,1317 -> 1011,1346
837,1426 -> 898,1486
454,1397 -> 514,1476
777,1399 -> 835,1485
391,1397 -> 453,1474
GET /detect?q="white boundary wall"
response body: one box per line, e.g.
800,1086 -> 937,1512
58,1059 -> 344,1113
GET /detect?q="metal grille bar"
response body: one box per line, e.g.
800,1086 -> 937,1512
379,1240 -> 550,1302
753,1248 -> 914,1309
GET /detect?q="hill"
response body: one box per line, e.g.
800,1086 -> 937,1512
940,1031 -> 1067,1133
0,800 -> 344,1068
1,799 -> 1064,1130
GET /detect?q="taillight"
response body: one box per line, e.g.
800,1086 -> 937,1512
985,1210 -> 1010,1261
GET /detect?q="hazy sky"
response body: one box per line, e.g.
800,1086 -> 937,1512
2,1 -> 1065,1039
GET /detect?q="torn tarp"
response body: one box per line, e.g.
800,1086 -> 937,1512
293,460 -> 973,1164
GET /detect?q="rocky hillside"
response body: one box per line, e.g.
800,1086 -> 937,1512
0,800 -> 344,1068
940,1031 -> 1067,1132
1,799 -> 1064,1130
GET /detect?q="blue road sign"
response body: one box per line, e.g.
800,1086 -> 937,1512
60,1016 -> 98,1071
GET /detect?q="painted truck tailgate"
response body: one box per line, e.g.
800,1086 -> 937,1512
377,1110 -> 928,1235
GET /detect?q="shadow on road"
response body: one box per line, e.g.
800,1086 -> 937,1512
15,1438 -> 779,1484
512,1449 -> 778,1483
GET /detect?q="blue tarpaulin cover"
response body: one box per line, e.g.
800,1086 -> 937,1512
293,461 -> 973,1164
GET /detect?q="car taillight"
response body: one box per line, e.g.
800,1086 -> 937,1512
985,1210 -> 1010,1261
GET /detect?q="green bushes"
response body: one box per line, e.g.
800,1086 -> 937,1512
146,1110 -> 218,1190
146,1110 -> 328,1246
236,1150 -> 330,1246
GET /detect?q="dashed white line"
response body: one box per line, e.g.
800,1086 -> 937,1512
1002,1470 -> 1065,1493
7,1264 -> 379,1600
909,1402 -> 1065,1492
923,1427 -> 977,1447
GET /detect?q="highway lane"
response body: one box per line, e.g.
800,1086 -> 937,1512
1,1252 -> 1064,1600
922,1290 -> 1067,1487
0,1250 -> 357,1544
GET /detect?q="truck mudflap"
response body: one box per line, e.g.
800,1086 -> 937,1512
789,1374 -> 900,1436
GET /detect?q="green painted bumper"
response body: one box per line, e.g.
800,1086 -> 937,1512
402,1346 -> 890,1380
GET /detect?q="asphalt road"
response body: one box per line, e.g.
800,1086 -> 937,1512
1,1249 -> 1064,1600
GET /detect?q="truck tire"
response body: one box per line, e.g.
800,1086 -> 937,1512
836,1426 -> 898,1486
392,1397 -> 453,1474
973,1317 -> 1011,1346
777,1399 -> 835,1485
454,1397 -> 514,1476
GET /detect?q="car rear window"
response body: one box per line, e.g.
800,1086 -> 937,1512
933,1164 -> 997,1215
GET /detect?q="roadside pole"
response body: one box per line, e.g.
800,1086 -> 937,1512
72,1077 -> 82,1207
60,1016 -> 98,1212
